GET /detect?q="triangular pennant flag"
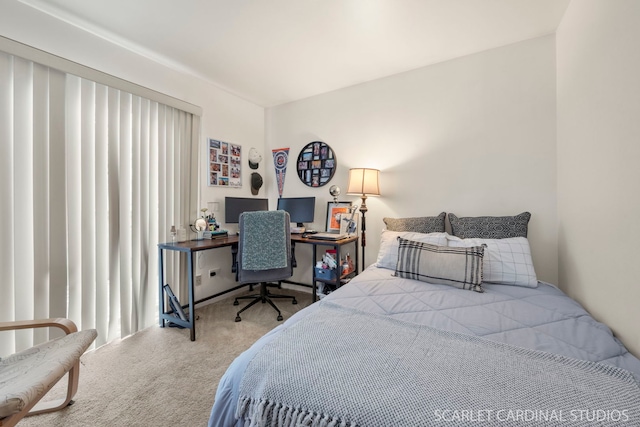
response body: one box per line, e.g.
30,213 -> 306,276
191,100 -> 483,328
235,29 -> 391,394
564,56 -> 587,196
272,148 -> 289,198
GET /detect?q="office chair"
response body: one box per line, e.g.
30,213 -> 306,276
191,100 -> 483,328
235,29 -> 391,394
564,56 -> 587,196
234,210 -> 297,322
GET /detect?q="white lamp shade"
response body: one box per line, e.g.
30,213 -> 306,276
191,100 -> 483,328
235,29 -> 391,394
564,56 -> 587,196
347,168 -> 380,196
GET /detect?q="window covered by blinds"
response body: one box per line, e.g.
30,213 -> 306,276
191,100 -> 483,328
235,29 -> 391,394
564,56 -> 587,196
0,51 -> 199,354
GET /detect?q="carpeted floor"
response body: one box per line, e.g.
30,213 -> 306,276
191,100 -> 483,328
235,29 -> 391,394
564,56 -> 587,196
18,287 -> 312,427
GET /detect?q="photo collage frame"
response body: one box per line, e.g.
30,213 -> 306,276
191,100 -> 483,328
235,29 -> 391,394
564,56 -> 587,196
296,141 -> 336,187
208,138 -> 241,187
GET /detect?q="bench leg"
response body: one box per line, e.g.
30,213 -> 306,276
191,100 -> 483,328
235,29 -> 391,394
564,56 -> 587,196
0,362 -> 81,427
29,360 -> 80,415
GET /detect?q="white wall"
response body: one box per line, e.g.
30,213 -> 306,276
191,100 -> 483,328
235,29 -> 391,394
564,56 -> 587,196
557,0 -> 640,356
267,35 -> 558,284
0,1 -> 265,300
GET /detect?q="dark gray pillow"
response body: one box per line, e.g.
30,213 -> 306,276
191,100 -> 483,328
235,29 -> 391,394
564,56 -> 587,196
448,212 -> 531,239
383,212 -> 446,233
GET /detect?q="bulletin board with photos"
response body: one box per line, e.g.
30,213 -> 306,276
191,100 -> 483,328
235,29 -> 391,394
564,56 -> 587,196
208,138 -> 241,187
296,141 -> 336,187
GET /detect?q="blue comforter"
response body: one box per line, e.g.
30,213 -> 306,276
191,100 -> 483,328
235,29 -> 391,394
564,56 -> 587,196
209,266 -> 640,427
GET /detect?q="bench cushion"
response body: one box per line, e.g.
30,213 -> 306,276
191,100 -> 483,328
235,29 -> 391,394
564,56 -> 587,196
0,329 -> 97,418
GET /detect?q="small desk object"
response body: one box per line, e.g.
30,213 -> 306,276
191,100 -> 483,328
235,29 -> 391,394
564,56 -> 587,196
158,236 -> 239,341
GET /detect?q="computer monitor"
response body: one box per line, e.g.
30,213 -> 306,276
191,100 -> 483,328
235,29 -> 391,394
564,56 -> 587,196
277,196 -> 315,227
224,197 -> 269,224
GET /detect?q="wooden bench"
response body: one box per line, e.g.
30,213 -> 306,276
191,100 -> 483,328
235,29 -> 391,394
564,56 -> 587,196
0,319 -> 97,427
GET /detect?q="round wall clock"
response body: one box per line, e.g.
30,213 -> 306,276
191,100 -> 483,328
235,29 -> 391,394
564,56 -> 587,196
296,141 -> 336,187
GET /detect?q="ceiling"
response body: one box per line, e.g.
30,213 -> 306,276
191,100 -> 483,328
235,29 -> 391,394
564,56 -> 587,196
19,0 -> 570,107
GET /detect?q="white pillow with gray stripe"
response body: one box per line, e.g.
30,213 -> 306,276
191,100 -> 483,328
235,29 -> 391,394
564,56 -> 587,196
394,237 -> 485,292
447,235 -> 538,288
375,231 -> 449,270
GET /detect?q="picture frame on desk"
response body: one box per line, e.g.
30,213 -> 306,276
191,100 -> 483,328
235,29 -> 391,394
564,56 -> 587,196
325,201 -> 352,233
338,210 -> 359,236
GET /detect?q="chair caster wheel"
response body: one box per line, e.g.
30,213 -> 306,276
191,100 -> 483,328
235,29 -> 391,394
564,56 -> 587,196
292,299 -> 298,305
233,300 -> 239,306
235,316 -> 241,322
277,315 -> 283,321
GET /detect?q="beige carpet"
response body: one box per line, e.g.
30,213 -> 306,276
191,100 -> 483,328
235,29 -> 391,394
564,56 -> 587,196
19,288 -> 312,427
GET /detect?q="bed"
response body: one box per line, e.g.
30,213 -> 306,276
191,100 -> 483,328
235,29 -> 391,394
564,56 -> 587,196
209,214 -> 640,427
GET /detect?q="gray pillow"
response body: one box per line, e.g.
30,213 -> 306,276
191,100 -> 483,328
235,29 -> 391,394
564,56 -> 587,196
383,212 -> 446,233
394,237 -> 485,292
448,212 -> 531,239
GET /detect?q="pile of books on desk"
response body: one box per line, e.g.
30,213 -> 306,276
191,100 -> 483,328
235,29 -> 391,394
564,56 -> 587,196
203,230 -> 228,239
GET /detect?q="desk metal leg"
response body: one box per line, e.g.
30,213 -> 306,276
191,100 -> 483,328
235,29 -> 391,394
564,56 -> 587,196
335,243 -> 342,287
158,247 -> 165,328
355,239 -> 359,275
291,241 -> 297,268
231,243 -> 238,281
188,252 -> 196,341
312,244 -> 318,302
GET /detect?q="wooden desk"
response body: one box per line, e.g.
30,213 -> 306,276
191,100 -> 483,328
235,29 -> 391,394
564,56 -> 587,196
158,234 -> 360,340
158,236 -> 239,341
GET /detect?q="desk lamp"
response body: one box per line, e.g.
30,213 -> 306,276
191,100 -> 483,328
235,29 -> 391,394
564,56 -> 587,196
346,168 -> 380,271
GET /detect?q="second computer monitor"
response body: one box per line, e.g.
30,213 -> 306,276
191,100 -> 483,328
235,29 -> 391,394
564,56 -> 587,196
224,197 -> 269,224
277,197 -> 315,227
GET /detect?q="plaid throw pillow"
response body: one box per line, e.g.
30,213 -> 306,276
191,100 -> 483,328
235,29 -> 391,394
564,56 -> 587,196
394,237 -> 485,292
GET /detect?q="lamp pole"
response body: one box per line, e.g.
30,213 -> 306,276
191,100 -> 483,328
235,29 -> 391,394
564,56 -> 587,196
358,194 -> 368,272
347,168 -> 380,273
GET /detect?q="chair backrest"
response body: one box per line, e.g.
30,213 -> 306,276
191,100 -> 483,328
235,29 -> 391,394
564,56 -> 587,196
238,210 -> 292,284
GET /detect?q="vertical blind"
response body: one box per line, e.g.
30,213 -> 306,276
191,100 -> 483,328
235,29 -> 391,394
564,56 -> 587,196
0,51 -> 199,354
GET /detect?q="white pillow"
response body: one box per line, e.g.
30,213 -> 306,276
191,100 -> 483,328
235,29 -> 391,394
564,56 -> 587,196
446,235 -> 538,288
375,231 -> 449,270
